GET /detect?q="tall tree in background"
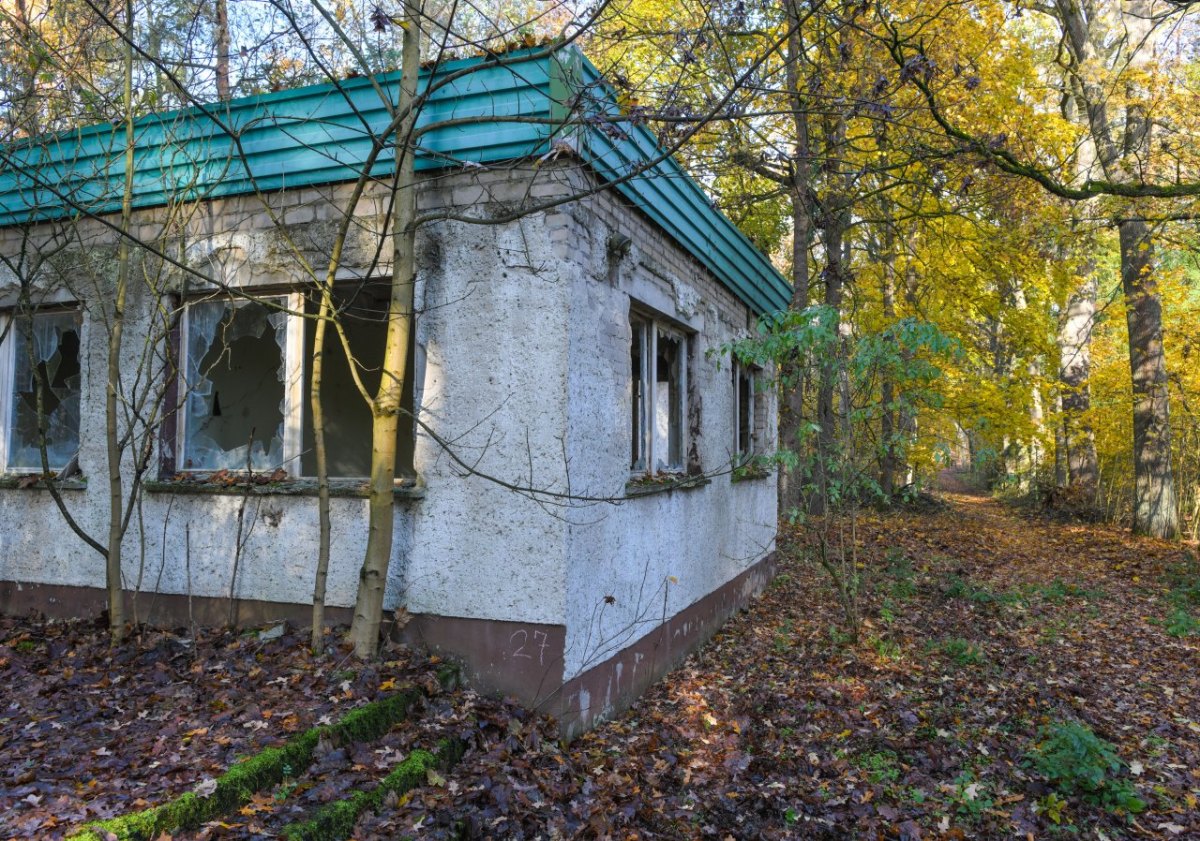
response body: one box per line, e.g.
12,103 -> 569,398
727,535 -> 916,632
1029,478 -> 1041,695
1046,0 -> 1178,537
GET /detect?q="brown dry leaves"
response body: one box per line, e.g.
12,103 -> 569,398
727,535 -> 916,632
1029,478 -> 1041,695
4,485 -> 1199,839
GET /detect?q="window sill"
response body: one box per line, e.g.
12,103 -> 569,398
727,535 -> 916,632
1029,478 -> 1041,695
0,474 -> 87,491
143,476 -> 425,500
625,474 -> 711,498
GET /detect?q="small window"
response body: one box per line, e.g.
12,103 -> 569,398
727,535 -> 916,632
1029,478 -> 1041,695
0,309 -> 83,472
630,311 -> 688,473
734,365 -> 755,463
175,286 -> 415,479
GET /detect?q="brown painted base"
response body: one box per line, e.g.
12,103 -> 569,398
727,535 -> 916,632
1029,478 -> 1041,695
555,550 -> 777,738
0,580 -> 350,630
1,549 -> 776,738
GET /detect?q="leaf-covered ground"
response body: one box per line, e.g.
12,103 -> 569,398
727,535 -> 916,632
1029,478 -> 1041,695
4,475 -> 1199,839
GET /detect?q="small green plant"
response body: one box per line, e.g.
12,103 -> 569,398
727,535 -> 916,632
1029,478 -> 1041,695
943,573 -> 970,600
943,574 -> 1022,608
828,624 -> 853,646
1143,734 -> 1169,756
879,597 -> 897,624
1035,578 -> 1104,604
274,762 -> 298,800
1037,792 -> 1069,824
14,639 -> 36,653
949,771 -> 994,821
1165,556 -> 1200,606
1153,556 -> 1200,636
885,550 -> 918,599
935,637 -> 985,667
855,749 -> 901,784
1027,720 -> 1146,816
868,635 -> 903,660
1162,606 -> 1200,638
1037,618 -> 1069,646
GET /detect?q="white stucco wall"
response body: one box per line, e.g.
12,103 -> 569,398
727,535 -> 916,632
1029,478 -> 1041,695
556,179 -> 778,682
0,170 -> 579,627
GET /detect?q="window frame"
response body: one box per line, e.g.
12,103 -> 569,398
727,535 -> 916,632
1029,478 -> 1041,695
630,309 -> 689,476
733,363 -> 757,464
0,307 -> 84,474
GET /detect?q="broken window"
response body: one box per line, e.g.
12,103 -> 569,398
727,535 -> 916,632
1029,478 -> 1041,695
176,285 -> 414,479
734,365 -> 755,462
180,295 -> 298,472
630,311 -> 688,474
0,310 -> 83,472
630,316 -> 648,471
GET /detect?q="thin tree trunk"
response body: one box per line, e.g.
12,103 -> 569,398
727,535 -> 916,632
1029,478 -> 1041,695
779,180 -> 811,515
1058,273 -> 1099,494
105,0 -> 137,643
215,0 -> 231,101
1053,393 -> 1068,488
1119,218 -> 1178,538
812,207 -> 847,516
309,276 -> 338,651
879,227 -> 899,499
777,1 -> 811,517
350,0 -> 420,657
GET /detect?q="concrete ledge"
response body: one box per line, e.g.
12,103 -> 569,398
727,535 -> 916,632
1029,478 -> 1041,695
624,475 -> 711,498
0,476 -> 87,491
143,478 -> 425,500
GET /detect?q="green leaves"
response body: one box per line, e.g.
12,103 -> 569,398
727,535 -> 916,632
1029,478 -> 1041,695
1027,720 -> 1146,816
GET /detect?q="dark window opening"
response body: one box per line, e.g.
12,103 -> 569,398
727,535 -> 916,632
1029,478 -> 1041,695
301,284 -> 416,479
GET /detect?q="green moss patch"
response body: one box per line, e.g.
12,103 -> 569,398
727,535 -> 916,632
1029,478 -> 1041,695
282,738 -> 467,841
68,688 -> 422,841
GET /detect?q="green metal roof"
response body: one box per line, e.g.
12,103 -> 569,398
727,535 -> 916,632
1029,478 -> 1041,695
0,47 -> 790,315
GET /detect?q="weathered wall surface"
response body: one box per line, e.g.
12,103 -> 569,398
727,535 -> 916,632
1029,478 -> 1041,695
556,173 -> 779,726
0,167 -> 583,633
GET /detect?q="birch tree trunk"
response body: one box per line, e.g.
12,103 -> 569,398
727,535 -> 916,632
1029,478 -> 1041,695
1058,274 -> 1099,494
350,0 -> 421,657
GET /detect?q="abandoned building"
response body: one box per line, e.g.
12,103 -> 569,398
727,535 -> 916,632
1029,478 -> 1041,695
0,47 -> 789,733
